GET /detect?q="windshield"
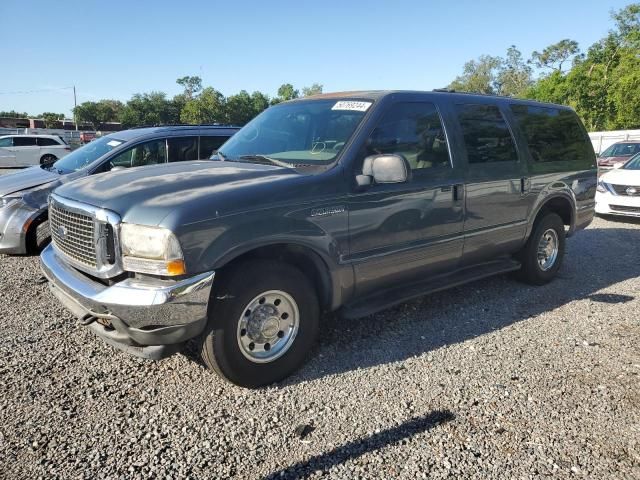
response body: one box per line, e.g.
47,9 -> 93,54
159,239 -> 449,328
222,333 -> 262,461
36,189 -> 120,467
50,136 -> 125,174
216,99 -> 371,169
600,142 -> 640,157
622,153 -> 640,170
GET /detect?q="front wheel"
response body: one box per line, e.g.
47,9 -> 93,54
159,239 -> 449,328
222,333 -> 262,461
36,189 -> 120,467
200,260 -> 319,388
516,212 -> 565,285
40,154 -> 57,165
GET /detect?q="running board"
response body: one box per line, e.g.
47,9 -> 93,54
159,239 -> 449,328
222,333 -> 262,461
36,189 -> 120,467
341,258 -> 521,320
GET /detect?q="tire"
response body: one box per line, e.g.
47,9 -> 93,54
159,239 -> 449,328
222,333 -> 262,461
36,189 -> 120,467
40,154 -> 57,165
26,217 -> 51,254
516,212 -> 565,285
200,259 -> 320,388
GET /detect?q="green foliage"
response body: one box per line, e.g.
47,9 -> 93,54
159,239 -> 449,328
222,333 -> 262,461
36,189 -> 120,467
271,84 -> 300,105
40,112 -> 65,128
449,55 -> 502,94
225,90 -> 270,125
176,76 -> 203,100
0,110 -> 30,118
531,39 -> 579,72
180,87 -> 226,124
74,100 -> 124,129
497,46 -> 533,97
120,92 -> 180,127
302,83 -> 323,97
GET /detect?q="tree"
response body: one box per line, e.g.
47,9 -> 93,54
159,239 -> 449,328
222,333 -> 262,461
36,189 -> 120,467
180,87 -> 226,124
0,110 -> 30,118
496,46 -> 532,97
302,83 -> 323,97
225,90 -> 255,125
39,112 -> 65,128
448,55 -> 502,94
271,83 -> 299,104
531,39 -> 580,73
120,92 -> 179,127
176,76 -> 203,100
250,91 -> 270,116
74,100 -> 124,130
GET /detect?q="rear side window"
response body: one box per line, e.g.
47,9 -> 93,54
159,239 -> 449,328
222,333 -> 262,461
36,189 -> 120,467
168,137 -> 198,162
455,104 -> 518,164
37,137 -> 60,146
364,102 -> 451,171
0,137 -> 12,147
13,137 -> 37,147
200,135 -> 229,158
510,104 -> 594,169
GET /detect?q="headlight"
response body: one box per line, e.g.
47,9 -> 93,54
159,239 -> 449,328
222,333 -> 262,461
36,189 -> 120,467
0,194 -> 23,209
120,224 -> 186,276
596,181 -> 608,193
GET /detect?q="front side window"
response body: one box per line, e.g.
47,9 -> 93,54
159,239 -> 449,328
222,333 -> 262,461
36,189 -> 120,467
218,99 -> 370,171
167,137 -> 198,162
0,137 -> 12,147
201,135 -> 229,158
52,136 -> 124,173
600,142 -> 640,157
13,137 -> 37,147
456,104 -> 518,164
510,105 -> 594,166
109,139 -> 167,168
363,102 -> 450,171
37,137 -> 60,146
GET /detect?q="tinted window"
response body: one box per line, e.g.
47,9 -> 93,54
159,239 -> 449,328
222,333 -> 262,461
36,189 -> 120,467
168,137 -> 198,162
13,137 -> 37,147
511,105 -> 594,167
365,102 -> 451,171
456,104 -> 518,164
0,137 -> 12,147
109,139 -> 167,168
201,135 -> 229,158
37,137 -> 60,146
53,136 -> 124,173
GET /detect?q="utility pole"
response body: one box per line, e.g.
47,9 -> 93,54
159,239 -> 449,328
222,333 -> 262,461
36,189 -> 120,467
73,85 -> 78,131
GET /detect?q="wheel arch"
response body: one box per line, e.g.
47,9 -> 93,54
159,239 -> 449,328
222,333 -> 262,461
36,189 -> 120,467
527,193 -> 575,238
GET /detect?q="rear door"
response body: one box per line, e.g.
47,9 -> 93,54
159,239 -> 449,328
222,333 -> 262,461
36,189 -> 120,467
0,137 -> 16,166
348,100 -> 465,296
13,136 -> 40,166
451,102 -> 529,264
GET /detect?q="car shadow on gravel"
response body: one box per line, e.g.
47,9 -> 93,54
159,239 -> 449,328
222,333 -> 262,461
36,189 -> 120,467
276,225 -> 640,385
261,409 -> 455,479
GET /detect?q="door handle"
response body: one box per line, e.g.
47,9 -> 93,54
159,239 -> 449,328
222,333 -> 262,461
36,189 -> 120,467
453,184 -> 464,202
520,177 -> 530,194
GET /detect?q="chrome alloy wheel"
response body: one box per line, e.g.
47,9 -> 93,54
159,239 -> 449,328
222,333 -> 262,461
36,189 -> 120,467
537,228 -> 559,271
236,290 -> 300,363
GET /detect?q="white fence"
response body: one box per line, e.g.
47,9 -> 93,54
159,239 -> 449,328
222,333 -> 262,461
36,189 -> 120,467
589,130 -> 640,154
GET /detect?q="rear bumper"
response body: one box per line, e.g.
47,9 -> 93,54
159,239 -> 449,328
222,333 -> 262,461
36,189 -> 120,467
40,244 -> 215,359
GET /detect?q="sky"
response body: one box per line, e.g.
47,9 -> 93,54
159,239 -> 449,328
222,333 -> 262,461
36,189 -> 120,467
0,0 -> 633,117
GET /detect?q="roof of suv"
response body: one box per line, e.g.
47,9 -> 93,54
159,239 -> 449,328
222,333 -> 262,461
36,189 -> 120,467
108,125 -> 241,142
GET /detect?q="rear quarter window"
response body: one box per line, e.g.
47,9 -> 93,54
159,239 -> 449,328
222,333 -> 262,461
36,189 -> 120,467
510,104 -> 595,172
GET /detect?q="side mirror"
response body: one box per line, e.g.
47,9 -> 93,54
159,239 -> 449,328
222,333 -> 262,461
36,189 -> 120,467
111,166 -> 127,172
357,154 -> 411,187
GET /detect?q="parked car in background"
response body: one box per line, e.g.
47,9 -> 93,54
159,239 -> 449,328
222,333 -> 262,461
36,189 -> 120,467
0,125 -> 239,254
39,91 -> 597,387
596,152 -> 640,217
80,132 -> 96,144
0,134 -> 70,167
597,141 -> 640,169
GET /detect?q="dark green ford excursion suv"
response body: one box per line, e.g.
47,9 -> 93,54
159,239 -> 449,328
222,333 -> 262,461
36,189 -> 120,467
40,91 -> 597,387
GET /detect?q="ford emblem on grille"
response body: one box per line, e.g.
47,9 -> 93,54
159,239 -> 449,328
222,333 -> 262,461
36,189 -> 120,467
57,225 -> 67,240
626,187 -> 637,195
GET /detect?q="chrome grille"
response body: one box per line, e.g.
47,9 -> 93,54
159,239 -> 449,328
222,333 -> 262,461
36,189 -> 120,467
50,201 -> 97,268
611,184 -> 640,196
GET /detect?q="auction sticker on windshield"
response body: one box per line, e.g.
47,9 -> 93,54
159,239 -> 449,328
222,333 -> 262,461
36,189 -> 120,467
107,140 -> 123,147
332,101 -> 372,112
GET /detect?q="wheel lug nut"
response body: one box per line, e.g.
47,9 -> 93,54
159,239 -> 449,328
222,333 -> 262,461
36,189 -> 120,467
249,342 -> 255,351
277,331 -> 284,338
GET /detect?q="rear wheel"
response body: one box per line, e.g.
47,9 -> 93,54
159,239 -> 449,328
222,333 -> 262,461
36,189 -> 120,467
516,212 -> 565,285
40,154 -> 57,165
200,260 -> 319,388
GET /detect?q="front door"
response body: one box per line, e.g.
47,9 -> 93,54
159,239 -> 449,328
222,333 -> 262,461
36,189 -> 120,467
451,103 -> 529,263
347,101 -> 465,297
0,137 -> 16,166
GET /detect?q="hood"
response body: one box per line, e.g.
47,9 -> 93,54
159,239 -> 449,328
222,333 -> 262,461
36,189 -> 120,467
53,161 -> 300,226
601,168 -> 640,186
0,166 -> 59,196
598,155 -> 630,166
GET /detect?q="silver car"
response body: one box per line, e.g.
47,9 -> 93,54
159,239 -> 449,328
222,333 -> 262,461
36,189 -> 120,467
0,134 -> 71,167
0,125 -> 239,254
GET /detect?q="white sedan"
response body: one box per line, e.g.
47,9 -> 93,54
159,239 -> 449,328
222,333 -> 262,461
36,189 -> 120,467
596,153 -> 640,217
0,134 -> 71,167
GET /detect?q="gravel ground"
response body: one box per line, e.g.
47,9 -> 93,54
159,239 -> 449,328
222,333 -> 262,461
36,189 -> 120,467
1,215 -> 639,479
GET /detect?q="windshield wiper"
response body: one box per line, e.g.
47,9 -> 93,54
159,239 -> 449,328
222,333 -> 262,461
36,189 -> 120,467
237,155 -> 294,169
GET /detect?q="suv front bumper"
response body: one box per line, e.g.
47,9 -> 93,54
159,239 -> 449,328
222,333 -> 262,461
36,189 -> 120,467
40,244 -> 215,359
